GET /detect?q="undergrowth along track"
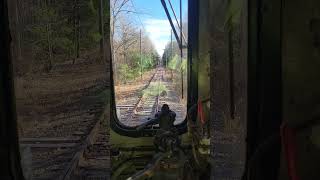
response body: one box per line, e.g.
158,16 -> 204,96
117,68 -> 165,127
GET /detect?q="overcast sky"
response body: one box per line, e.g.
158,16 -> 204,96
131,0 -> 188,56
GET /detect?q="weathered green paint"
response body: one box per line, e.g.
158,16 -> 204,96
110,128 -> 192,148
110,126 -> 194,179
110,129 -> 154,147
111,161 -> 134,180
198,0 -> 210,104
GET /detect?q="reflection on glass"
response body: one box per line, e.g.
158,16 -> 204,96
8,0 -> 110,179
112,0 -> 188,127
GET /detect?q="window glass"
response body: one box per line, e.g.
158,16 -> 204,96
8,0 -> 110,179
111,0 -> 188,127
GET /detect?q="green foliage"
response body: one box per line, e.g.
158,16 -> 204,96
168,55 -> 188,73
130,53 -> 156,71
35,6 -> 58,22
24,0 -> 110,71
27,4 -> 76,62
80,0 -> 101,49
28,6 -> 58,64
90,32 -> 103,43
53,37 -> 74,56
118,64 -> 139,83
180,58 -> 187,73
88,0 -> 98,14
139,54 -> 156,71
168,55 -> 180,71
167,55 -> 186,73
224,0 -> 243,31
116,52 -> 158,84
142,83 -> 168,97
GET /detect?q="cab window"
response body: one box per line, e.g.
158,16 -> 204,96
111,0 -> 189,127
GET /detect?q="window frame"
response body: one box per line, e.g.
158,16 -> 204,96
0,0 -> 25,178
110,0 -> 198,137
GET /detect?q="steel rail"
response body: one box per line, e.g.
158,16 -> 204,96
132,69 -> 163,115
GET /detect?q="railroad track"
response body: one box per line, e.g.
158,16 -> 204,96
117,68 -> 165,127
116,71 -> 157,122
19,88 -> 109,180
20,116 -> 109,180
116,67 -> 187,127
130,68 -> 164,123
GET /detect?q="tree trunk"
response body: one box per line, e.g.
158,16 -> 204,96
7,0 -> 22,62
111,14 -> 117,82
45,0 -> 52,71
77,19 -> 80,59
46,23 -> 52,71
99,0 -> 105,61
73,0 -> 80,64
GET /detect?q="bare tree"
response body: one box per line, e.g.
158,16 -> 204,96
110,0 -> 131,55
114,17 -> 139,64
110,0 -> 145,61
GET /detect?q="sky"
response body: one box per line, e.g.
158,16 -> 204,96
131,0 -> 188,56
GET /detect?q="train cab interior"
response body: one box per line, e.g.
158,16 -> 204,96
1,0 -> 320,180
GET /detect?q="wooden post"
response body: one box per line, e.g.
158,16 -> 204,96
170,30 -> 172,68
140,29 -> 142,79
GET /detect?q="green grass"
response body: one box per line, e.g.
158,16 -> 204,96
142,83 -> 168,97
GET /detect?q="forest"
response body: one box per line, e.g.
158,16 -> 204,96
7,0 -> 112,75
7,0 -> 186,86
110,0 -> 160,84
7,0 -> 114,178
111,0 -> 188,86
